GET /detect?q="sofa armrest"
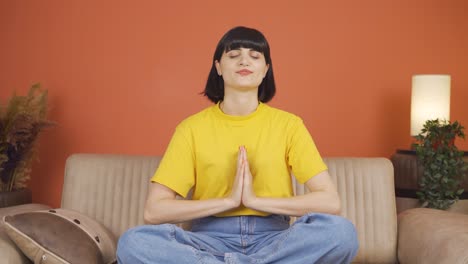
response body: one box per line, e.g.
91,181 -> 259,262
0,203 -> 52,264
398,208 -> 468,264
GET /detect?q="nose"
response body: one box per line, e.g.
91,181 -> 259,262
239,54 -> 250,66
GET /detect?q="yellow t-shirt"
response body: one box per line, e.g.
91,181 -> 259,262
151,102 -> 327,217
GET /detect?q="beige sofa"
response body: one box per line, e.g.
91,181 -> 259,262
1,154 -> 468,263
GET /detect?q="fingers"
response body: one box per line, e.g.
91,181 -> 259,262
227,148 -> 245,208
240,146 -> 250,171
240,146 -> 251,183
237,146 -> 243,168
239,145 -> 247,162
239,146 -> 256,207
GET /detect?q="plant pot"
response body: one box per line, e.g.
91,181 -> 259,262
0,188 -> 32,208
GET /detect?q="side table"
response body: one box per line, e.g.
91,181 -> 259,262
390,149 -> 468,214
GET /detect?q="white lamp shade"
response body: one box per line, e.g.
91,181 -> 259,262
410,74 -> 451,136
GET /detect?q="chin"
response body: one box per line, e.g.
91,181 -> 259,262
233,81 -> 262,89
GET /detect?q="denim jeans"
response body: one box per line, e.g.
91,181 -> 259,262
117,213 -> 359,264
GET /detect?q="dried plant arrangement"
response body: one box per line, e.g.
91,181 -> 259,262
0,83 -> 54,192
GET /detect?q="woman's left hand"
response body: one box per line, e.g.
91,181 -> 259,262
240,146 -> 257,207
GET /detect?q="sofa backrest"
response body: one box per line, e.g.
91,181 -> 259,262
61,154 -> 160,240
325,158 -> 397,263
61,154 -> 397,264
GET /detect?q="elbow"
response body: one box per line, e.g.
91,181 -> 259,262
319,191 -> 341,215
329,193 -> 342,215
143,210 -> 153,224
143,209 -> 154,224
143,205 -> 165,225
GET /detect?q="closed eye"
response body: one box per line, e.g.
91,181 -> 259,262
227,51 -> 240,58
250,51 -> 262,59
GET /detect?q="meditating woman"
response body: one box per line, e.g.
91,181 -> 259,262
117,26 -> 359,264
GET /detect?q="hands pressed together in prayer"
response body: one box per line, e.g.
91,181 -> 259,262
228,146 -> 257,208
145,143 -> 340,226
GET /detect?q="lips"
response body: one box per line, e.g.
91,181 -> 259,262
236,69 -> 253,76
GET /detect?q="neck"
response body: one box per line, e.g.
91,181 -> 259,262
220,94 -> 259,116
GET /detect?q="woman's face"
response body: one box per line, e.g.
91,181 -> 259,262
215,48 -> 269,91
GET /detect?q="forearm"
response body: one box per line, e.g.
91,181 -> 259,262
246,191 -> 341,217
144,197 -> 237,225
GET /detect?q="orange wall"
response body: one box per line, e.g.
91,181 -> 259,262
1,0 -> 468,208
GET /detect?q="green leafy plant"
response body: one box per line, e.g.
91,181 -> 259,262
0,83 -> 54,192
412,119 -> 468,210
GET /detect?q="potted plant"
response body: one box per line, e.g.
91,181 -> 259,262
0,83 -> 54,207
412,119 -> 468,210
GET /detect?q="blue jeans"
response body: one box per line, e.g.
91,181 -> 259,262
117,213 -> 359,264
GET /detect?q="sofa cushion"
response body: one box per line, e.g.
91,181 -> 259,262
0,203 -> 52,264
398,208 -> 468,264
2,208 -> 117,264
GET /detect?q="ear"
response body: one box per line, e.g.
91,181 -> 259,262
215,60 -> 222,76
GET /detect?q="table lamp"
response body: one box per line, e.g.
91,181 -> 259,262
410,74 -> 451,136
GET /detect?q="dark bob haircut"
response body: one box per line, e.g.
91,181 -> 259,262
202,26 -> 276,103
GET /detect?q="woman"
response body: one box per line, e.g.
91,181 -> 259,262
117,26 -> 358,264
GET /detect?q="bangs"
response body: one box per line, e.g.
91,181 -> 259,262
224,38 -> 268,54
